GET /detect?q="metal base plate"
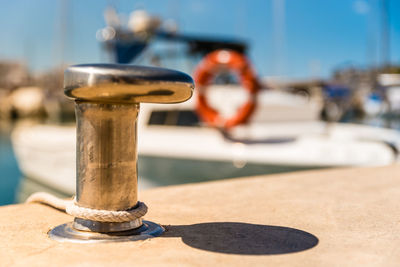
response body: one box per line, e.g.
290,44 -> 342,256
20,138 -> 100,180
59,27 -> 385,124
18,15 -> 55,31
49,220 -> 164,243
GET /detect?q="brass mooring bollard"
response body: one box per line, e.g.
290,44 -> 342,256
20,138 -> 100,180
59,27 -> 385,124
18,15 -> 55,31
49,64 -> 194,242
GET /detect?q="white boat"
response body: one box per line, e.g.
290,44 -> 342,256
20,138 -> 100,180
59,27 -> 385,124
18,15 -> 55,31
11,85 -> 400,195
378,74 -> 400,113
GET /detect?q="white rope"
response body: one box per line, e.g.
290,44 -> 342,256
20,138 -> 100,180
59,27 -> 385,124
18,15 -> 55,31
26,192 -> 70,211
26,192 -> 148,223
66,200 -> 147,223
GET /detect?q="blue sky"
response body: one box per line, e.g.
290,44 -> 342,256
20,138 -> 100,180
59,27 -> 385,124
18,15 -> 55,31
0,0 -> 398,79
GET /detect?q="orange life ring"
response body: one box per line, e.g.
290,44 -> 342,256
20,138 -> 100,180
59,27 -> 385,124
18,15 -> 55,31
194,50 -> 260,129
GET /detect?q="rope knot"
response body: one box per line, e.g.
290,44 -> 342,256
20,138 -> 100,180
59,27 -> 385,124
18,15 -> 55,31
66,200 -> 148,222
26,192 -> 148,223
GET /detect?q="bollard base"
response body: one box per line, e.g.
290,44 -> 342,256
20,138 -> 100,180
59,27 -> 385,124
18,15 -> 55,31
49,220 -> 164,243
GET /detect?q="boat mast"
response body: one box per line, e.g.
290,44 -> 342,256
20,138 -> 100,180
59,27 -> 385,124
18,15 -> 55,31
272,0 -> 286,77
380,0 -> 390,68
55,0 -> 69,66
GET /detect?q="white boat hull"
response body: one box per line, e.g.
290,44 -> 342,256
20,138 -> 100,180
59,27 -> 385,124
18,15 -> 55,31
11,121 -> 400,196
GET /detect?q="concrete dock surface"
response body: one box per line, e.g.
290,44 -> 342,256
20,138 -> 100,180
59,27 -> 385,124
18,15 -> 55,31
1,165 -> 400,266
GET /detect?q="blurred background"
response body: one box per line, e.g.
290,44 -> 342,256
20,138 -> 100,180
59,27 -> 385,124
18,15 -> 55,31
0,0 -> 399,205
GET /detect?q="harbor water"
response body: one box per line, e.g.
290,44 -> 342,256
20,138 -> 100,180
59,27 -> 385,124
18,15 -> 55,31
0,128 -> 21,205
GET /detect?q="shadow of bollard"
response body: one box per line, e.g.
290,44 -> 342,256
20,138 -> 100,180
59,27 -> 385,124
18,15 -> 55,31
163,222 -> 318,255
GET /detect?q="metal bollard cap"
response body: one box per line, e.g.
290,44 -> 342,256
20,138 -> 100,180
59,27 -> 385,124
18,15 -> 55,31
64,64 -> 194,104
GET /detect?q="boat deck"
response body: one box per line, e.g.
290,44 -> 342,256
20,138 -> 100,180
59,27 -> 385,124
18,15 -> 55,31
1,165 -> 400,266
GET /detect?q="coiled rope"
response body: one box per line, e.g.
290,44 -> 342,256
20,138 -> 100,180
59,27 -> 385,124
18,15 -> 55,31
26,192 -> 148,223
